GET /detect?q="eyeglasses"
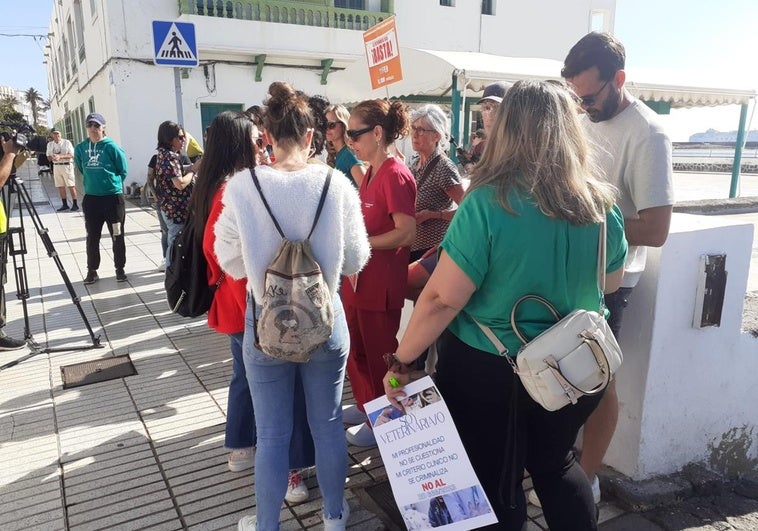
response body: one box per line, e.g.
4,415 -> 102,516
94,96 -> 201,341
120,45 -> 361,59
346,125 -> 374,142
326,121 -> 341,130
410,126 -> 435,136
86,122 -> 101,129
577,78 -> 611,107
176,135 -> 186,140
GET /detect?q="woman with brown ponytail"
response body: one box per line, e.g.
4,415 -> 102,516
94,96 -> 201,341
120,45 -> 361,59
340,99 -> 417,447
214,82 -> 370,531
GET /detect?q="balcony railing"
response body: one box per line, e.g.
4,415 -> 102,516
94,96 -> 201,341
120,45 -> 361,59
180,0 -> 393,31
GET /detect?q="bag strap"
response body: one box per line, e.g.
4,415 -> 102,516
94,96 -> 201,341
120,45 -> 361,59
250,167 -> 333,240
597,219 -> 607,296
417,152 -> 442,183
250,167 -> 285,238
308,169 -> 332,239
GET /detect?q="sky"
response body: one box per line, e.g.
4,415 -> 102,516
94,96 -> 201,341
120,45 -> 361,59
2,0 -> 757,141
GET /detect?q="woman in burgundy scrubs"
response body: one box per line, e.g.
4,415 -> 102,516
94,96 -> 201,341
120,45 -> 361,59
340,99 -> 417,447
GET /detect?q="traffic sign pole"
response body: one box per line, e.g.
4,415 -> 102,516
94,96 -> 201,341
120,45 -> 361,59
174,68 -> 184,126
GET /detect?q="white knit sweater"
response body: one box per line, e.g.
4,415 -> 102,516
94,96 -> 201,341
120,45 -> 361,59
214,164 -> 370,301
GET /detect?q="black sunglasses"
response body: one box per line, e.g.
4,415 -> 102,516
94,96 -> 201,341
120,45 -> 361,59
86,122 -> 102,129
326,121 -> 341,130
346,125 -> 374,142
578,78 -> 611,107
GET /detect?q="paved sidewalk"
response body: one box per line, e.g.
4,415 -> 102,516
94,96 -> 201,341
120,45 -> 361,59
0,165 -> 755,531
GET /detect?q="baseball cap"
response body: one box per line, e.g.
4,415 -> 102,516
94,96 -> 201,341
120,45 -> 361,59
85,113 -> 106,126
51,128 -> 60,133
477,82 -> 508,105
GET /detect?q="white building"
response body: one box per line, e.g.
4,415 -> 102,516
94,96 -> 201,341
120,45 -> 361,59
45,0 -> 615,184
0,85 -> 49,128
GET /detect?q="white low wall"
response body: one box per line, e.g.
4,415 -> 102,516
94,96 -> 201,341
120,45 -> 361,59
606,213 -> 758,480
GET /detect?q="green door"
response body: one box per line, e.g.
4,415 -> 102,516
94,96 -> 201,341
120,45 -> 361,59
200,103 -> 244,146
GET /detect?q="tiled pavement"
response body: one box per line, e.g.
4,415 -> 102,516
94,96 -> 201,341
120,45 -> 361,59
0,163 -> 755,531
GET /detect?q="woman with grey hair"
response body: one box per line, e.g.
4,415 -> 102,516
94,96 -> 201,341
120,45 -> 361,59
408,104 -> 464,263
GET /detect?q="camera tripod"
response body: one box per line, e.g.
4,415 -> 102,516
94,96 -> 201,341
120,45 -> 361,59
0,173 -> 102,371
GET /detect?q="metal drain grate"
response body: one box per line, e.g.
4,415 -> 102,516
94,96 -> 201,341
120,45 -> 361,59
352,479 -> 404,530
61,355 -> 137,389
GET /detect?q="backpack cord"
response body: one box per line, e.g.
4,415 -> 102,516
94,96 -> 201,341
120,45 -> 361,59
248,167 -> 333,349
249,167 -> 333,240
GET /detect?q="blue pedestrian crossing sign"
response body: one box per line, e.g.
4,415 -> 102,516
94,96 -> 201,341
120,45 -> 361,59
152,21 -> 198,67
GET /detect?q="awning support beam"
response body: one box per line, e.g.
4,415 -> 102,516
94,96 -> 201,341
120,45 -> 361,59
450,73 -> 461,162
730,103 -> 749,198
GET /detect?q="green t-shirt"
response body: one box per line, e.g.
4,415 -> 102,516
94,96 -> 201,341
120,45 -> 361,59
334,145 -> 362,187
441,185 -> 627,357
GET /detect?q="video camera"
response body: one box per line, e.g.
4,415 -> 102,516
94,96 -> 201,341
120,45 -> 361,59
0,123 -> 48,154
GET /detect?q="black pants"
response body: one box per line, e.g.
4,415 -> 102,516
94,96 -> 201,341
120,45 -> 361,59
435,330 -> 602,531
604,287 -> 633,338
82,194 -> 126,271
0,233 -> 7,329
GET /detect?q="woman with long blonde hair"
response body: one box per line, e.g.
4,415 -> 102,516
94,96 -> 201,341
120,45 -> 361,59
383,80 -> 628,531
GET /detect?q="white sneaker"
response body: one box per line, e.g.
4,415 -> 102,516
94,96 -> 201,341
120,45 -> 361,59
284,470 -> 309,504
346,423 -> 376,447
228,448 -> 255,472
341,404 -> 367,425
237,514 -> 256,530
323,498 -> 350,531
157,259 -> 166,272
528,476 -> 600,507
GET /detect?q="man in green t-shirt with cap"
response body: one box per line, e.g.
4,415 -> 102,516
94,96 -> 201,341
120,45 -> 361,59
74,113 -> 129,285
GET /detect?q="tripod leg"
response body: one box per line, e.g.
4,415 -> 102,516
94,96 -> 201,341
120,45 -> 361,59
8,178 -> 102,351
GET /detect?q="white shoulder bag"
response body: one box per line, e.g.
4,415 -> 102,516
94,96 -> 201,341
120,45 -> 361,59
475,221 -> 623,411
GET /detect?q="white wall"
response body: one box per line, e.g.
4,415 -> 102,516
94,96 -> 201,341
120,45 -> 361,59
46,0 -> 616,183
607,213 -> 758,480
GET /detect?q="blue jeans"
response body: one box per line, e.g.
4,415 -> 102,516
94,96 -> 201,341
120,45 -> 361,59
244,296 -> 348,530
160,210 -> 183,269
225,334 -> 315,464
226,333 -> 255,449
154,201 -> 168,256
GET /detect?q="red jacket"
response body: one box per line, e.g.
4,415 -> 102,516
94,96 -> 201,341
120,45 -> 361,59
203,184 -> 247,334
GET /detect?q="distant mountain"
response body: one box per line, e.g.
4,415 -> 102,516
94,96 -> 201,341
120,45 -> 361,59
689,128 -> 758,142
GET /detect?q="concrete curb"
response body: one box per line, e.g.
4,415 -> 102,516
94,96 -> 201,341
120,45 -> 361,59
599,465 -> 758,513
674,196 -> 758,215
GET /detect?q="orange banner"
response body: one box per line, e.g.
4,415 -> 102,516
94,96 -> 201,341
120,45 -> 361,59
363,16 -> 402,90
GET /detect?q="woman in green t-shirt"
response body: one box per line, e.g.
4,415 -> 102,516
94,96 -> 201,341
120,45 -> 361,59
383,80 -> 627,531
325,104 -> 366,187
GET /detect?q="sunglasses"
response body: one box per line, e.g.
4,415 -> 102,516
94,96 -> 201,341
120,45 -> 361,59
177,135 -> 186,140
326,121 -> 341,130
346,125 -> 374,142
86,122 -> 102,129
578,78 -> 611,107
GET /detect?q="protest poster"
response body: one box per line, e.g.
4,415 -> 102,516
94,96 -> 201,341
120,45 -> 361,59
363,376 -> 498,530
362,15 -> 403,90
